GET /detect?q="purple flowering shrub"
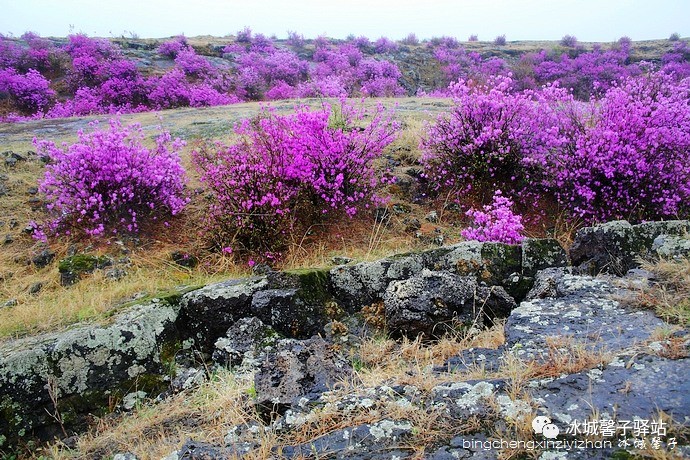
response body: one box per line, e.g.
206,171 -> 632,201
374,37 -> 398,54
461,191 -> 525,244
547,71 -> 690,222
149,42 -> 235,109
64,34 -> 121,90
661,41 -> 690,78
309,42 -> 404,97
0,33 -> 64,74
433,45 -> 510,85
236,27 -> 253,44
235,49 -> 308,100
157,36 -> 188,58
533,45 -> 639,99
286,31 -> 305,48
192,101 -> 399,251
296,75 -> 348,98
401,34 -> 419,46
420,75 -> 570,203
0,68 -> 55,113
34,118 -> 188,238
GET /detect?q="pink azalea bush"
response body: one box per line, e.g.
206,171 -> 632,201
193,101 -> 399,251
546,71 -> 690,222
420,75 -> 571,203
157,36 -> 188,58
0,68 -> 55,112
35,118 -> 188,238
461,191 -> 525,244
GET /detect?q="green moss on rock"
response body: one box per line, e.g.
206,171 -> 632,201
288,268 -> 333,305
58,254 -> 111,274
58,254 -> 112,286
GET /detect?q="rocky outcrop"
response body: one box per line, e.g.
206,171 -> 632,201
330,238 -> 567,310
570,219 -> 690,275
383,269 -> 515,338
197,268 -> 689,459
212,317 -> 277,367
254,337 -> 352,419
179,269 -> 337,351
1,221 -> 688,454
280,419 -> 414,459
178,277 -> 268,351
0,300 -> 181,445
506,269 -> 667,360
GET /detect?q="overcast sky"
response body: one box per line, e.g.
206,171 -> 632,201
1,0 -> 688,42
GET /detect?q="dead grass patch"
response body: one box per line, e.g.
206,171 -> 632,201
354,321 -> 506,392
43,371 -> 258,460
638,258 -> 690,326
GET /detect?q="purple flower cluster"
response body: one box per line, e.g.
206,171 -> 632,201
661,41 -> 690,79
433,45 -> 511,85
531,45 -> 640,99
35,118 -> 188,238
192,101 -> 399,251
422,71 -> 690,223
1,30 -> 689,129
461,190 -> 525,244
0,32 -> 63,73
420,75 -> 570,203
157,35 -> 188,58
0,67 -> 54,112
226,33 -> 405,100
374,37 -> 399,54
547,72 -> 690,222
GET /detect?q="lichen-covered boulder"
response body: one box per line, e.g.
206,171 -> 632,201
383,269 -> 516,338
429,379 -> 510,421
652,234 -> 690,259
181,269 -> 340,353
506,273 -> 667,360
280,419 -> 414,459
329,240 -> 540,311
176,439 -> 230,459
179,277 -> 268,351
212,317 -> 278,367
250,287 -> 327,339
524,267 -> 573,300
531,354 -> 690,437
441,347 -> 505,374
254,337 -> 352,418
570,220 -> 690,275
521,238 -> 568,277
329,258 -> 398,309
0,300 -> 180,446
437,241 -> 530,300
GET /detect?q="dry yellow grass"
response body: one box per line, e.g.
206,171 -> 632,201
638,257 -> 690,326
44,370 -> 259,460
353,320 -> 506,392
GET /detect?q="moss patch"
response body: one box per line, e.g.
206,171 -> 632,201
58,254 -> 111,275
287,268 -> 333,305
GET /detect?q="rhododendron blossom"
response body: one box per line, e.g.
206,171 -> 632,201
35,118 -> 188,238
193,101 -> 399,252
461,191 -> 525,244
